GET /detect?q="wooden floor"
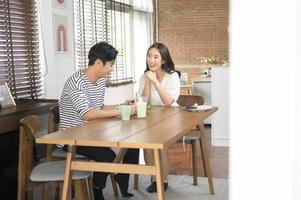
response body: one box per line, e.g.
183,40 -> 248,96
168,125 -> 229,179
168,143 -> 228,179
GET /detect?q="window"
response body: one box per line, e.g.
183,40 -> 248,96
74,0 -> 134,86
132,0 -> 154,92
0,0 -> 43,99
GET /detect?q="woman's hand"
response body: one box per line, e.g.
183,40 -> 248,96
124,99 -> 135,105
145,71 -> 157,82
130,104 -> 137,116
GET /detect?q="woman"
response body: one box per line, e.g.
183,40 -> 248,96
138,42 -> 181,193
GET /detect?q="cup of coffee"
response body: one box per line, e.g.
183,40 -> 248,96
116,105 -> 132,120
136,101 -> 147,118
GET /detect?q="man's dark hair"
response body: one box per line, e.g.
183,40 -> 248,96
88,42 -> 118,66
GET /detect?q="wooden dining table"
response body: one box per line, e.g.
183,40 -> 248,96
36,106 -> 217,200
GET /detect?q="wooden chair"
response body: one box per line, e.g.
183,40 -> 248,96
177,94 -> 205,185
47,105 -> 120,197
17,115 -> 94,200
46,106 -> 87,161
133,95 -> 206,189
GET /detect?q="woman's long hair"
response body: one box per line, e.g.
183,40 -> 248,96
144,42 -> 181,77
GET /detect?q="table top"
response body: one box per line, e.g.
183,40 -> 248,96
119,107 -> 217,149
36,106 -> 217,149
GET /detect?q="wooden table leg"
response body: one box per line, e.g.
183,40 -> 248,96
62,145 -> 76,200
154,149 -> 165,200
110,173 -> 119,196
197,123 -> 215,195
111,148 -> 128,196
114,148 -> 128,163
191,140 -> 198,186
134,174 -> 139,189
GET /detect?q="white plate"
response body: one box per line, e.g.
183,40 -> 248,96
185,105 -> 212,112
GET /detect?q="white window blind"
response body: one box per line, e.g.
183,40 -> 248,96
0,0 -> 43,99
74,0 -> 134,86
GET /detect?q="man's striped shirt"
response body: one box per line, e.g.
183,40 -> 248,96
59,70 -> 105,130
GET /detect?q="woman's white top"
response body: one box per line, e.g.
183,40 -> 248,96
138,72 -> 180,106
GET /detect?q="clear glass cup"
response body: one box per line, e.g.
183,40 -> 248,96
136,101 -> 147,118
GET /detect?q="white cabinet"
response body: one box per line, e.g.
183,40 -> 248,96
189,66 -> 229,147
211,67 -> 229,146
192,80 -> 212,124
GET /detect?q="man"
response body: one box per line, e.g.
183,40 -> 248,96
59,42 -> 139,200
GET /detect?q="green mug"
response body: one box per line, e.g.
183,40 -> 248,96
116,105 -> 132,120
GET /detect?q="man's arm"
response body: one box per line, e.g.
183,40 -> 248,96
83,107 -> 120,121
84,105 -> 136,121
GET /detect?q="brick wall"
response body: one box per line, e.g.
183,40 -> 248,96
158,0 -> 229,65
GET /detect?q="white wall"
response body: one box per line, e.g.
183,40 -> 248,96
104,85 -> 133,105
211,67 -> 229,146
39,1 -> 133,103
294,1 -> 301,199
39,0 -> 74,99
230,0 -> 297,200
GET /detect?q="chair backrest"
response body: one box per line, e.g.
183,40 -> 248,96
176,95 -> 205,138
176,95 -> 204,107
18,115 -> 43,194
47,106 -> 59,161
48,105 -> 59,133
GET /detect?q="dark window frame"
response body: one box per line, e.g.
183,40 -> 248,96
0,0 -> 43,100
74,0 -> 134,87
